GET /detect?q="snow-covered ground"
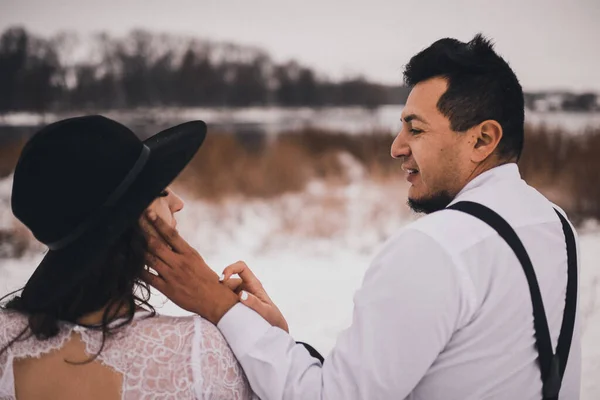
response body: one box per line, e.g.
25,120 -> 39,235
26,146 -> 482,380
2,106 -> 599,135
1,174 -> 600,398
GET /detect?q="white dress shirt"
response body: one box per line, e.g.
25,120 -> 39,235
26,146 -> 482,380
218,163 -> 582,400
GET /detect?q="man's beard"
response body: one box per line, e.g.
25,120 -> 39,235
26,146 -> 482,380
407,191 -> 454,214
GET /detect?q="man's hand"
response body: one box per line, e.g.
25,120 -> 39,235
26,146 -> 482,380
140,211 -> 238,324
220,261 -> 289,333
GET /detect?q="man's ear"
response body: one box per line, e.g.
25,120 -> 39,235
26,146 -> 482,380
470,120 -> 503,163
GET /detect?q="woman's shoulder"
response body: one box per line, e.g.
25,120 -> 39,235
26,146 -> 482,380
0,309 -> 28,340
0,309 -> 73,363
129,314 -> 253,399
130,312 -> 223,343
133,312 -> 203,329
131,312 -> 235,359
136,311 -> 218,327
0,308 -> 26,321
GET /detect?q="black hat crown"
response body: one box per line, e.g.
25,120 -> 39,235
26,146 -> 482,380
12,115 -> 148,247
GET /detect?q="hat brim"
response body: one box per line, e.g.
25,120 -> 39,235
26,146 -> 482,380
20,121 -> 207,311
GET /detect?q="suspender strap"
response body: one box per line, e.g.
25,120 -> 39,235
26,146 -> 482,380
554,210 -> 578,380
447,201 -> 577,400
297,341 -> 325,363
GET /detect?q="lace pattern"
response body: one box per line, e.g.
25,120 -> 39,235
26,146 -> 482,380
194,318 -> 255,399
0,310 -> 254,399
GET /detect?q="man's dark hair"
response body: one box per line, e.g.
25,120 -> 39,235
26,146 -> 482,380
403,34 -> 524,160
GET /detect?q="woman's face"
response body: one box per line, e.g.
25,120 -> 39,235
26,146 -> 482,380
146,186 -> 184,228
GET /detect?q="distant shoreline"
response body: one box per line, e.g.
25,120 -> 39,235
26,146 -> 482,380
1,106 -> 599,136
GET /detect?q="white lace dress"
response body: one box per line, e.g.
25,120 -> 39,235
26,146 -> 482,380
0,309 -> 256,399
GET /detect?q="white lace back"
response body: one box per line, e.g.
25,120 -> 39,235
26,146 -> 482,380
0,310 -> 254,399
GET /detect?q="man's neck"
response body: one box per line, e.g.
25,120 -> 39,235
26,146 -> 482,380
463,157 -> 516,191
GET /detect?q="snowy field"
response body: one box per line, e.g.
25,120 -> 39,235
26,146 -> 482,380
2,106 -> 600,135
1,174 -> 600,398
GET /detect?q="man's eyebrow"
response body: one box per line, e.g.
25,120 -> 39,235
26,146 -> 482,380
401,114 -> 428,124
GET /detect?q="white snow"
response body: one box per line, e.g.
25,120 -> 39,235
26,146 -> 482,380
2,106 -> 599,135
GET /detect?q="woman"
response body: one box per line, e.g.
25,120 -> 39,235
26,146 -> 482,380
0,115 -> 255,399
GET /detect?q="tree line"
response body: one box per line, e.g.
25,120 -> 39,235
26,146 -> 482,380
1,26 -> 596,114
0,26 -> 410,113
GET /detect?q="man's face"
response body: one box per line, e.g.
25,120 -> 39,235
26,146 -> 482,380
391,77 -> 476,214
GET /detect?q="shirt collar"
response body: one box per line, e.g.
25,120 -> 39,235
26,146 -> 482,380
453,163 -> 521,202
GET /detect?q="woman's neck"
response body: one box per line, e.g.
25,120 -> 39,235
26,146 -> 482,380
77,302 -> 144,326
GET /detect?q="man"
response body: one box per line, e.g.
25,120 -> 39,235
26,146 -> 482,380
143,34 -> 581,399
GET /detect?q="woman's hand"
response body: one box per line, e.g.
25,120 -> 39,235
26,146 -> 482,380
220,261 -> 289,333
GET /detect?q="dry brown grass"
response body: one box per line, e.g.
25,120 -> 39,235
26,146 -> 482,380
176,128 -> 401,200
176,132 -> 312,199
176,125 -> 600,224
0,138 -> 26,178
1,125 -> 599,223
519,125 -> 600,223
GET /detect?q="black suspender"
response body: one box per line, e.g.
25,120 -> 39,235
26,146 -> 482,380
448,201 -> 578,400
297,341 -> 325,363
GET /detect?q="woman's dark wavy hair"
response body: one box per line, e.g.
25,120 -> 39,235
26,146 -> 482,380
0,221 -> 156,364
403,33 -> 525,160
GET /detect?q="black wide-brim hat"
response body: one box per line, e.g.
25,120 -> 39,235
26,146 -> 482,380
11,115 -> 206,311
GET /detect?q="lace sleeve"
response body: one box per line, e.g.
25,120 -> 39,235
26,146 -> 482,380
0,310 -> 33,398
0,311 -> 12,397
191,317 -> 254,400
0,312 -> 27,379
0,312 -> 7,370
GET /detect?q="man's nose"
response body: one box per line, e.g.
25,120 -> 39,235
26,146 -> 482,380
391,129 -> 410,159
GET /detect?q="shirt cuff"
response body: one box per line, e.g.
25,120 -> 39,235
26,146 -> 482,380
217,303 -> 273,358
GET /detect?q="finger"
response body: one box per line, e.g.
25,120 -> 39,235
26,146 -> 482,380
222,261 -> 261,286
141,214 -> 174,252
239,290 -> 269,317
220,264 -> 239,282
146,234 -> 179,269
223,278 -> 244,292
147,211 -> 192,255
222,261 -> 272,303
141,269 -> 168,294
144,252 -> 170,271
144,248 -> 174,281
139,214 -> 160,240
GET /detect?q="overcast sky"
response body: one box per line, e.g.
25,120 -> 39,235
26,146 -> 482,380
1,0 -> 599,91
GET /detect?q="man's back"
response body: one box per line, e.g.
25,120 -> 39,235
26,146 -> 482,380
404,164 -> 581,399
